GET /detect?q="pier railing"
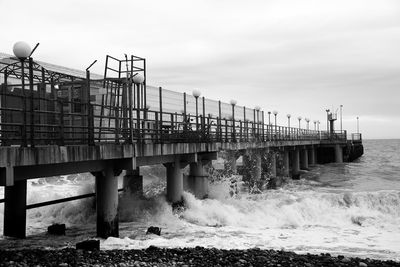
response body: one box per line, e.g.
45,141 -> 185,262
0,81 -> 346,146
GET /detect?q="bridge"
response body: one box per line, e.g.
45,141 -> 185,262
0,43 -> 363,239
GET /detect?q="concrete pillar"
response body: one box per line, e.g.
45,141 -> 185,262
166,157 -> 183,203
188,161 -> 209,199
300,149 -> 309,170
4,180 -> 27,238
224,151 -> 237,175
283,149 -> 290,177
123,167 -> 143,196
292,148 -> 300,179
309,148 -> 316,165
334,144 -> 343,163
242,150 -> 262,181
95,167 -> 119,238
270,152 -> 277,177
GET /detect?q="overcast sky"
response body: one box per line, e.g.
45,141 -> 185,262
1,0 -> 399,139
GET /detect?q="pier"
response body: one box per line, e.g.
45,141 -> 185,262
0,43 -> 363,239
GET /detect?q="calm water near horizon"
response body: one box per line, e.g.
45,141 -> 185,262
0,139 -> 399,261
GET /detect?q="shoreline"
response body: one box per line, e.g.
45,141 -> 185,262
0,247 -> 399,267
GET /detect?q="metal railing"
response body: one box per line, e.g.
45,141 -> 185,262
0,81 -> 347,147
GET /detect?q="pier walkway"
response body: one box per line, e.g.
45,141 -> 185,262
0,49 -> 363,239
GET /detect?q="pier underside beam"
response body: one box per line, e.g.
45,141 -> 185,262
95,167 -> 119,238
188,160 -> 210,199
4,180 -> 27,238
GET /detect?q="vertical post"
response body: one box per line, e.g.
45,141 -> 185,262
218,100 -> 222,141
159,87 -> 163,142
4,180 -> 27,238
283,149 -> 290,177
143,58 -> 147,109
136,83 -> 141,142
183,92 -> 187,131
28,58 -> 35,147
86,70 -> 95,145
21,61 -> 27,147
127,82 -> 133,143
262,111 -> 265,141
202,96 -> 205,139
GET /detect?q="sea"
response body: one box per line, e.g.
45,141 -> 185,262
0,139 -> 399,261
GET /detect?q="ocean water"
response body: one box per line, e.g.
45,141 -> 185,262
0,139 -> 399,261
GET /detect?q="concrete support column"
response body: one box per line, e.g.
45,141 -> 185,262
283,149 -> 290,177
300,149 -> 309,170
254,151 -> 262,181
292,148 -> 300,179
123,167 -> 143,196
166,157 -> 183,204
270,152 -> 277,177
188,161 -> 209,199
242,150 -> 262,181
95,167 -> 119,238
224,151 -> 238,175
4,180 -> 27,238
334,144 -> 343,163
309,148 -> 316,165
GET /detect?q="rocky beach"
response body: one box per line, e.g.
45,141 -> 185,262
0,247 -> 399,267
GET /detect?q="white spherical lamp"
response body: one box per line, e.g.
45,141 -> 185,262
192,90 -> 201,98
255,106 -> 261,111
13,41 -> 31,60
230,99 -> 237,106
132,73 -> 145,84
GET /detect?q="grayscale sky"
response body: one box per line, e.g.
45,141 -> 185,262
1,0 -> 399,139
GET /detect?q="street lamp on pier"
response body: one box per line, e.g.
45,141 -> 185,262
230,99 -> 237,141
287,114 -> 291,128
313,120 -> 317,131
357,116 -> 359,133
297,116 -> 302,128
268,111 -> 271,125
340,105 -> 343,132
326,109 -> 330,133
192,90 -> 201,131
255,106 -> 260,136
305,118 -> 310,130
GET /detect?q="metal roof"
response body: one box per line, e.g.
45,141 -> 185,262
0,52 -> 103,81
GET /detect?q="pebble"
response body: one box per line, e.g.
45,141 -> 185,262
359,262 -> 368,267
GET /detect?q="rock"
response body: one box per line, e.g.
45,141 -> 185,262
58,263 -> 68,267
76,239 -> 100,251
146,226 -> 161,236
359,262 -> 368,267
48,224 -> 66,235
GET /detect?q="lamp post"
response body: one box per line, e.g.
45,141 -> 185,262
297,116 -> 302,128
230,99 -> 237,141
287,114 -> 291,138
305,118 -> 310,130
326,109 -> 330,133
255,106 -> 260,136
313,120 -> 317,131
132,73 -> 145,142
340,104 -> 343,132
268,111 -> 271,125
192,90 -> 201,131
272,110 -> 278,139
13,41 -> 33,147
357,116 -> 359,133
